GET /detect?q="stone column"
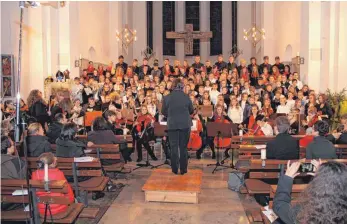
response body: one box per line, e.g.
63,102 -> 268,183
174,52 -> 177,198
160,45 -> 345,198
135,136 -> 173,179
337,2 -> 347,91
200,1 -> 209,61
307,1 -> 322,91
153,1 -> 163,64
328,1 -> 340,91
175,1 -> 185,62
222,1 -> 232,61
109,1 -> 121,63
132,1 -> 147,61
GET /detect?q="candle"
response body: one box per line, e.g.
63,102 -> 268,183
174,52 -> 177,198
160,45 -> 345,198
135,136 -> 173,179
79,54 -> 82,60
296,52 -> 300,56
261,149 -> 267,160
44,164 -> 49,182
239,130 -> 243,136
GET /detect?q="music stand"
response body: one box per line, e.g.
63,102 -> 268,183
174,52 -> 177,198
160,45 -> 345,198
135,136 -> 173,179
206,122 -> 234,174
151,122 -> 170,169
221,123 -> 239,169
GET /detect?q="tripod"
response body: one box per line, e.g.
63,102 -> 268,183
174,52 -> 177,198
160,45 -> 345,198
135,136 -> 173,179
206,122 -> 234,174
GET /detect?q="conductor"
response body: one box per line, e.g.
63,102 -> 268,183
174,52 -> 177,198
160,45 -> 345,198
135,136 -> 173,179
162,78 -> 194,175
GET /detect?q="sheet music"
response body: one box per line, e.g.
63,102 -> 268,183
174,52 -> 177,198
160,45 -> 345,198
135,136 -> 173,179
74,157 -> 94,162
255,145 -> 267,150
262,206 -> 278,223
84,149 -> 92,153
84,87 -> 92,95
191,120 -> 197,131
12,189 -> 28,196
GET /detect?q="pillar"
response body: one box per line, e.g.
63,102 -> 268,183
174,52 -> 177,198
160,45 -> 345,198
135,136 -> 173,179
153,1 -> 163,64
132,1 -> 147,61
337,2 -> 347,91
222,1 -> 232,61
175,1 -> 185,62
200,1 -> 209,61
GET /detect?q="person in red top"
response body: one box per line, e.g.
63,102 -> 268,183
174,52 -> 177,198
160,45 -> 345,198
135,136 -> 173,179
299,127 -> 315,147
31,152 -> 74,215
87,61 -> 94,73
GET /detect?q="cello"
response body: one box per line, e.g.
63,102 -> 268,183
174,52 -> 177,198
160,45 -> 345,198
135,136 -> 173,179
187,114 -> 203,151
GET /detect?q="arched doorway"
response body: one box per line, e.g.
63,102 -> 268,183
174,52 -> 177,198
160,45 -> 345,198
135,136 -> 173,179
284,45 -> 292,62
88,47 -> 96,61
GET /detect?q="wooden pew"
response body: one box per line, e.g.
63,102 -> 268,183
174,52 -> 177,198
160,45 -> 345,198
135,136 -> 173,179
1,179 -> 84,223
243,159 -> 347,195
25,157 -> 110,199
231,135 -> 305,144
50,144 -> 126,172
268,184 -> 307,209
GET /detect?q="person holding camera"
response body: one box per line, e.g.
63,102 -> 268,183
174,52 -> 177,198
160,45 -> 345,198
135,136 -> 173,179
273,160 -> 347,224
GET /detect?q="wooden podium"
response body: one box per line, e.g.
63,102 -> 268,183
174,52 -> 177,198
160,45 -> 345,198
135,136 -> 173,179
142,169 -> 202,204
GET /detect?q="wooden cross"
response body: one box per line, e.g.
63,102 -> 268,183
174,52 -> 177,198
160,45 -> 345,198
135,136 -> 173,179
166,24 -> 213,55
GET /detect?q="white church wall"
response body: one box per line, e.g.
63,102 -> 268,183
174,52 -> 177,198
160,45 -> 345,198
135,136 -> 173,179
337,2 -> 347,91
77,1 -> 110,64
237,1 -> 252,64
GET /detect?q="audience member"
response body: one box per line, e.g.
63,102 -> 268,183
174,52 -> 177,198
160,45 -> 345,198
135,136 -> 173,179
26,122 -> 52,157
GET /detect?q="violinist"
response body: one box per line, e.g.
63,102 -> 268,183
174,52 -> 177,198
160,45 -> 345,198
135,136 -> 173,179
302,106 -> 319,128
209,105 -> 232,159
256,115 -> 273,136
133,106 -> 158,162
304,93 -> 319,116
240,104 -> 263,135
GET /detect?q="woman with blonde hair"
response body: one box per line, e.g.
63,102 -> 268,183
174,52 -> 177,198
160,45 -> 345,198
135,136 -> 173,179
227,98 -> 243,124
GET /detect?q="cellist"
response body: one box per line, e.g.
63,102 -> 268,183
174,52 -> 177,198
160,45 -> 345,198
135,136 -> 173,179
133,106 -> 158,162
187,110 -> 203,154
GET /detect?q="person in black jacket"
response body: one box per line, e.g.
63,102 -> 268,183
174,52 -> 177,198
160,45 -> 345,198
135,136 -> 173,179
1,136 -> 26,179
87,116 -> 132,162
46,113 -> 67,144
115,55 -> 128,73
266,116 -> 299,160
306,121 -> 337,159
27,89 -> 49,131
26,123 -> 52,157
56,123 -> 85,158
162,78 -> 194,175
273,160 -> 347,224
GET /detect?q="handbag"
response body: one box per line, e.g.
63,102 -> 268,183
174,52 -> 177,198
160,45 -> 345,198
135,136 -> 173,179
228,171 -> 245,192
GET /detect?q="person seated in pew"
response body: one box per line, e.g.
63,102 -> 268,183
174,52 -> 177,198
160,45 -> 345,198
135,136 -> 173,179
299,127 -> 314,147
256,115 -> 273,136
306,121 -> 337,159
56,123 -> 86,158
273,160 -> 347,224
26,122 -> 52,157
336,120 -> 347,144
1,136 -> 26,179
46,113 -> 67,144
31,152 -> 75,216
266,116 -> 300,160
87,116 -> 132,162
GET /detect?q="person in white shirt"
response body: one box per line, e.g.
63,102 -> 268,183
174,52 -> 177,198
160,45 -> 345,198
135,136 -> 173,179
256,115 -> 274,136
227,98 -> 243,124
209,83 -> 220,105
276,96 -> 291,114
71,77 -> 84,103
293,72 -> 303,90
286,92 -> 296,110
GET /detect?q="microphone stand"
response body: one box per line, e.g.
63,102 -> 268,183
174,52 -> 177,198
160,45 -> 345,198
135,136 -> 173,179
14,5 -> 37,224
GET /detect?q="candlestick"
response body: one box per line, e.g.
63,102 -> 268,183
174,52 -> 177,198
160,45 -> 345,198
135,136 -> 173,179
44,163 -> 49,182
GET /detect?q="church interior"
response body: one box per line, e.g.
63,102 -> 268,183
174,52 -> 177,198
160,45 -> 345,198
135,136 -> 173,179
1,1 -> 347,224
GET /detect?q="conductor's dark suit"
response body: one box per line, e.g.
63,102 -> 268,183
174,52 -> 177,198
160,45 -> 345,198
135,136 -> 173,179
162,89 -> 194,174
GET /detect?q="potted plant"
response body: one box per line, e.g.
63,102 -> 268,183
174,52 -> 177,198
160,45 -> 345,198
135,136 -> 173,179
326,88 -> 347,130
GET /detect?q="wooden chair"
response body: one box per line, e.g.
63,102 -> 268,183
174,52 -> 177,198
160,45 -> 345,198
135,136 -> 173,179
1,179 -> 84,223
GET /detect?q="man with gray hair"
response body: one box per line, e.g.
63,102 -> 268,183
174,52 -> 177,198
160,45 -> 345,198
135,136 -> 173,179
266,116 -> 300,160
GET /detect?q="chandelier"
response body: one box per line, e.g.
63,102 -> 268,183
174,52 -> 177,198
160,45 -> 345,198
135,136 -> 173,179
116,24 -> 137,50
243,2 -> 265,47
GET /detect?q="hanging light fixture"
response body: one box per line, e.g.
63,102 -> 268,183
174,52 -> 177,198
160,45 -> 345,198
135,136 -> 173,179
243,2 -> 265,47
115,24 -> 137,50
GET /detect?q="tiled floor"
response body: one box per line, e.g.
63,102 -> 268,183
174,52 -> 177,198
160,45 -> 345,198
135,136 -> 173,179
99,154 -> 249,224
